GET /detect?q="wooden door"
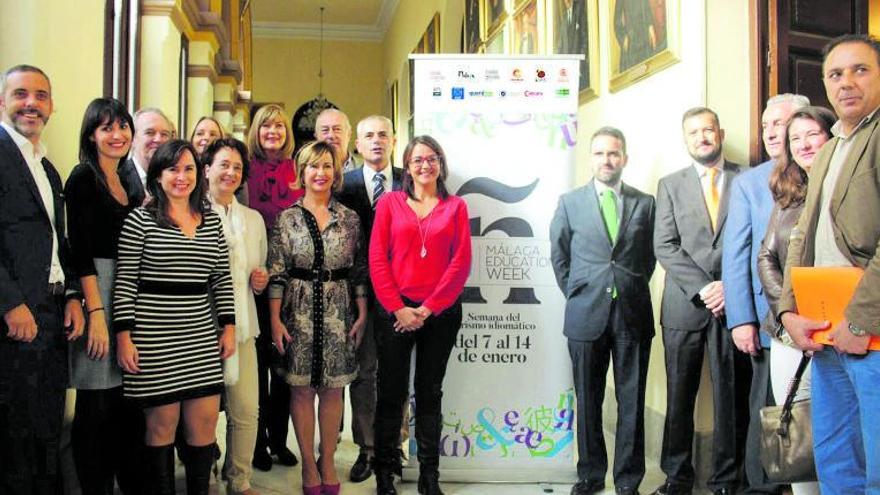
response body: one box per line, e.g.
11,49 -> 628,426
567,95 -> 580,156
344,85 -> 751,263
751,0 -> 869,161
774,0 -> 869,108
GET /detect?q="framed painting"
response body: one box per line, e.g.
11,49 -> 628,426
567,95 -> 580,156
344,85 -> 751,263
423,13 -> 440,53
551,0 -> 598,101
389,80 -> 398,136
608,0 -> 679,92
484,0 -> 507,35
512,0 -> 540,55
465,0 -> 482,53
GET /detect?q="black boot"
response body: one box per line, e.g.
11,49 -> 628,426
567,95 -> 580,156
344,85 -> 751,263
373,449 -> 400,495
179,443 -> 216,495
416,414 -> 444,495
375,466 -> 398,495
143,444 -> 176,495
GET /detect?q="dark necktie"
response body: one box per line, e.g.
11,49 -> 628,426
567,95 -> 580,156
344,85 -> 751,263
372,173 -> 386,210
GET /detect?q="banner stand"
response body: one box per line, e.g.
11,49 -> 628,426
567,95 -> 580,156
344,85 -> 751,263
406,54 -> 583,484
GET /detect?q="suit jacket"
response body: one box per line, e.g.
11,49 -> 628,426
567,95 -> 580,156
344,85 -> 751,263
654,160 -> 742,330
550,180 -> 656,341
118,158 -> 145,207
0,126 -> 74,341
721,160 -> 774,346
779,115 -> 880,335
335,165 -> 403,250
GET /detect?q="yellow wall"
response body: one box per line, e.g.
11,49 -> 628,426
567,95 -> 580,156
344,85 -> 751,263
382,0 -> 464,151
252,37 -> 385,149
0,0 -> 105,178
140,15 -> 183,130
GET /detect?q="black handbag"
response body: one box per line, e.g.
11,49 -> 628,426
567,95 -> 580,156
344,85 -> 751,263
759,353 -> 818,483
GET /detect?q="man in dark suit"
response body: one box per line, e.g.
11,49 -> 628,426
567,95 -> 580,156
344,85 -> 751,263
0,64 -> 85,494
118,107 -> 173,206
652,107 -> 743,495
551,127 -> 656,495
335,115 -> 401,482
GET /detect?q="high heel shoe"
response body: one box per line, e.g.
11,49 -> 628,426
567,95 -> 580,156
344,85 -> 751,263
302,485 -> 323,495
321,482 -> 341,495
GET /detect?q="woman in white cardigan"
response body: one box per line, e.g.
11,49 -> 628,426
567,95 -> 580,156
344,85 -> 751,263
204,138 -> 267,495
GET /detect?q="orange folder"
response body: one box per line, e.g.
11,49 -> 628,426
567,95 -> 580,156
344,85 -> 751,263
790,266 -> 880,350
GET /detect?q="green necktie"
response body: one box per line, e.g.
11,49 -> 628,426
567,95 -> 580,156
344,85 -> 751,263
600,189 -> 619,298
600,189 -> 619,243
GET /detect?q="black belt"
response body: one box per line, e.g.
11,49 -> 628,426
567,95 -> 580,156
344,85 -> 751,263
288,267 -> 350,282
48,282 -> 65,296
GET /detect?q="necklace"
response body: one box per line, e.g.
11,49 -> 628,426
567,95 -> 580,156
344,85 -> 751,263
417,208 -> 435,258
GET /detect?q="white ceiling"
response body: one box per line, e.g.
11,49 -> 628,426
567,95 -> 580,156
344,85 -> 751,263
252,0 -> 400,41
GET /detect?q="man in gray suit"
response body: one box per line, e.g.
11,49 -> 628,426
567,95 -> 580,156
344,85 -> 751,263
651,107 -> 743,495
551,127 -> 656,495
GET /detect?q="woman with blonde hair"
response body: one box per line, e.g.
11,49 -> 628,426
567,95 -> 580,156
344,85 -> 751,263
246,103 -> 303,470
190,116 -> 224,157
269,140 -> 367,495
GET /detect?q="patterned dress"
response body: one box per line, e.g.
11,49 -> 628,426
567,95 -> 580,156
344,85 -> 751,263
267,198 -> 367,388
112,208 -> 236,407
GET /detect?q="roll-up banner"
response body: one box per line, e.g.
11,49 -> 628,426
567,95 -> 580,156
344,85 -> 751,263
409,55 -> 582,482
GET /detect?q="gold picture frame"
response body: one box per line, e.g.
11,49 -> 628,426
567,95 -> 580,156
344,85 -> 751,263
421,13 -> 441,53
483,0 -> 508,36
389,80 -> 398,136
608,0 -> 679,93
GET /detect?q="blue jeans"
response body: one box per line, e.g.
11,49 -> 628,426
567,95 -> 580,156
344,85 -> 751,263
812,349 -> 880,494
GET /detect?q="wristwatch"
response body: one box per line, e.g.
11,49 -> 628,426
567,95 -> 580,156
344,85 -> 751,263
848,322 -> 869,337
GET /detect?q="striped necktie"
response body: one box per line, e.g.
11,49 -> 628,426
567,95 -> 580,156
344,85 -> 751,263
372,173 -> 386,209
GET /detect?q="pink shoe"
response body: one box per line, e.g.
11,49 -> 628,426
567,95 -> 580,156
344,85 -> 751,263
321,482 -> 341,495
303,485 -> 323,495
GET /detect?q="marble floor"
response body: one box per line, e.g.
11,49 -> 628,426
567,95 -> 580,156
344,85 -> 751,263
195,414 -> 701,495
59,391 -> 709,495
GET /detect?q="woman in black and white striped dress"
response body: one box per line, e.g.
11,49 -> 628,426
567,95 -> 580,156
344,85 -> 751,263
113,139 -> 236,495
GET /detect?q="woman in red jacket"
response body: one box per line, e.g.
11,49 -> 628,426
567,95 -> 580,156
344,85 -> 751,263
369,135 -> 472,495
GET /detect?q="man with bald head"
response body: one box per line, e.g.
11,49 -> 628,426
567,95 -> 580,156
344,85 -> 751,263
315,108 -> 357,172
118,107 -> 173,205
336,115 -> 401,482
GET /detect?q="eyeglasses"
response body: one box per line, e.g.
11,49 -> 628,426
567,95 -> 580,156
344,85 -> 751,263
409,155 -> 440,167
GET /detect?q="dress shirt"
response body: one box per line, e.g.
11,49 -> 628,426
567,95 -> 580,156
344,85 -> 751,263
342,154 -> 357,173
814,111 -> 879,267
132,155 -> 147,189
693,157 -> 725,202
693,157 -> 724,298
1,121 -> 64,284
362,162 -> 394,206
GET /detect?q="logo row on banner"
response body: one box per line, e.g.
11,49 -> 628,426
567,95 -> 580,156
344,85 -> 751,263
414,59 -> 581,113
